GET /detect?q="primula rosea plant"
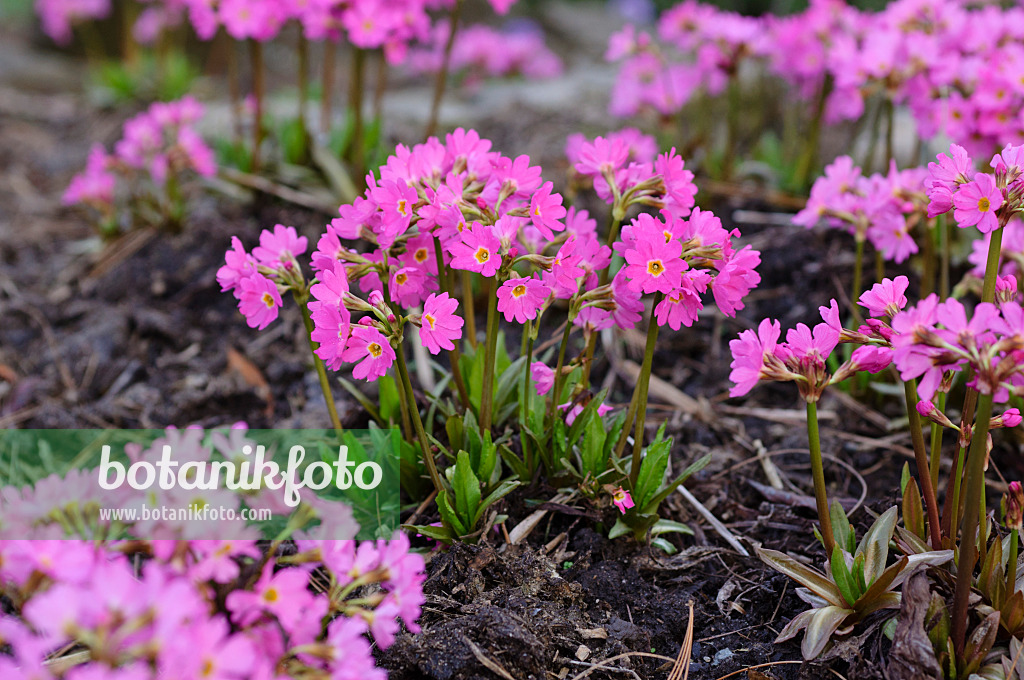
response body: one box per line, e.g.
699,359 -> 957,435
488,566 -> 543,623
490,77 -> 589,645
63,96 -> 215,236
731,140 -> 1024,662
222,127 -> 759,546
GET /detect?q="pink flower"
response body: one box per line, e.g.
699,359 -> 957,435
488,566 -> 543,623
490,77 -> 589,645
574,136 -> 629,177
341,325 -> 396,381
953,173 -> 1003,233
389,266 -> 432,307
728,318 -> 781,398
528,181 -> 566,240
226,564 -> 315,631
252,224 -> 308,269
655,271 -> 710,330
622,220 -> 685,294
611,487 -> 634,513
419,293 -> 463,355
858,276 -> 909,318
496,277 -> 550,323
236,274 -> 282,330
311,305 -> 351,371
449,222 -> 501,277
531,361 -> 554,395
218,236 -> 257,292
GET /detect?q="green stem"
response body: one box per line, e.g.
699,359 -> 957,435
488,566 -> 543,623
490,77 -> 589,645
629,293 -> 663,489
947,444 -> 967,541
793,75 -> 832,190
461,271 -> 477,349
982,226 -> 1005,303
321,41 -> 336,135
227,35 -> 243,144
250,40 -> 265,173
580,329 -> 597,390
298,34 -> 309,130
614,380 -> 641,460
395,347 -> 444,496
425,0 -> 461,140
940,214 -> 950,299
929,391 -> 945,493
852,238 -> 865,326
875,248 -> 885,284
921,221 -> 936,298
547,320 -> 574,432
432,237 -> 470,409
884,96 -> 894,167
347,48 -> 367,185
806,400 -> 836,556
905,379 -> 943,549
951,392 -> 995,656
521,319 -> 536,472
297,294 -> 344,436
479,278 -> 500,432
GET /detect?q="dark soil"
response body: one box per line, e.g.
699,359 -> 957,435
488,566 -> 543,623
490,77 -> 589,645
5,16 -> 1018,680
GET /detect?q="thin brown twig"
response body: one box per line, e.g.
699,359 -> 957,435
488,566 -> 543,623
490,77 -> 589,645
713,661 -> 847,680
667,600 -> 695,680
568,652 -> 678,680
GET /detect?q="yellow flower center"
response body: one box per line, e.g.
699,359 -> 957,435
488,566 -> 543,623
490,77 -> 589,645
457,221 -> 466,232
395,272 -> 408,285
978,197 -> 991,212
663,230 -> 673,243
201,659 -> 215,677
647,260 -> 665,276
474,247 -> 490,264
424,313 -> 436,330
368,342 -> 383,358
263,587 -> 279,603
397,199 -> 408,216
512,284 -> 527,297
261,292 -> 275,308
415,248 -> 429,263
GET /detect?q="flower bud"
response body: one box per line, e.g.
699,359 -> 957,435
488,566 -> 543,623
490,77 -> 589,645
992,408 -> 1023,429
997,275 -> 1019,304
917,400 -> 955,428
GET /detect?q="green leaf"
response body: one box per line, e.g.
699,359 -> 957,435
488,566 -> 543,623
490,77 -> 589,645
830,546 -> 859,607
581,413 -> 607,479
378,374 -> 401,424
830,501 -> 854,555
634,438 -> 670,510
800,606 -> 854,660
962,612 -> 1001,677
900,462 -> 911,495
404,523 -> 454,542
608,518 -> 631,540
756,547 -> 846,607
902,477 -> 926,542
336,376 -> 383,424
451,451 -> 481,529
641,453 -> 712,514
851,556 -> 908,615
650,519 -> 693,537
436,489 -> 467,537
651,537 -> 678,554
855,506 -> 898,584
473,480 -> 520,527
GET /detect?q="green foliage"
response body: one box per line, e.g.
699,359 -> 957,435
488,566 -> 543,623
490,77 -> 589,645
758,505 -> 953,659
90,52 -> 199,105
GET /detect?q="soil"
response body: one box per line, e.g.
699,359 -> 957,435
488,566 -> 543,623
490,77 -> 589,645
6,9 -> 1022,680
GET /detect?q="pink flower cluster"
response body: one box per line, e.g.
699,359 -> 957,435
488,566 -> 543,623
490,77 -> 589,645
63,97 -> 215,224
408,21 -> 562,89
608,0 -> 1024,148
35,0 -> 111,45
729,277 -> 908,402
0,532 -> 423,679
794,155 -> 928,264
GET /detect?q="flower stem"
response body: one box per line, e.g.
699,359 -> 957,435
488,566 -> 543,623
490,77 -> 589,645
297,33 -> 309,133
921,220 -> 936,298
952,391 -> 995,656
479,277 -> 500,432
347,48 -> 367,185
904,379 -> 943,549
629,293 -> 663,489
580,329 -> 597,390
547,319 -> 574,433
982,226 -> 1005,303
929,391 -> 946,492
321,41 -> 336,135
425,0 -> 462,140
250,40 -> 265,173
852,237 -> 865,326
461,271 -> 477,349
297,293 -> 344,436
521,319 -> 536,472
939,214 -> 950,299
806,400 -> 836,556
395,347 -> 444,496
793,74 -> 831,190
432,237 -> 470,409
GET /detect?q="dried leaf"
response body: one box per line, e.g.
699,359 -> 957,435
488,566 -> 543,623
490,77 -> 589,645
801,605 -> 855,659
886,572 -> 942,680
227,347 -> 274,416
757,546 -> 846,607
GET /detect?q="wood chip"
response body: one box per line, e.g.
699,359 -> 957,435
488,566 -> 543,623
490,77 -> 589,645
576,646 -> 591,662
576,627 -> 608,640
226,347 -> 274,415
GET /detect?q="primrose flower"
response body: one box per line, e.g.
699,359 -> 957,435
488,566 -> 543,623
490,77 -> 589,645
528,181 -> 567,240
622,218 -> 686,294
497,277 -> 550,324
236,274 -> 282,331
253,224 -> 308,269
310,305 -> 351,371
611,487 -> 634,514
953,174 -> 1003,233
449,222 -> 502,277
341,325 -> 396,381
531,361 -> 555,395
1007,482 -> 1024,531
858,276 -> 909,319
217,236 -> 258,293
389,266 -> 432,307
418,293 -> 463,355
728,318 -> 783,398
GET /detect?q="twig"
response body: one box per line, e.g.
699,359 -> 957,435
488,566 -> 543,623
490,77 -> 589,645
406,489 -> 438,527
712,661 -> 847,680
462,636 -> 515,680
216,167 -> 338,214
676,485 -> 749,556
752,438 -> 784,490
568,652 -> 679,680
